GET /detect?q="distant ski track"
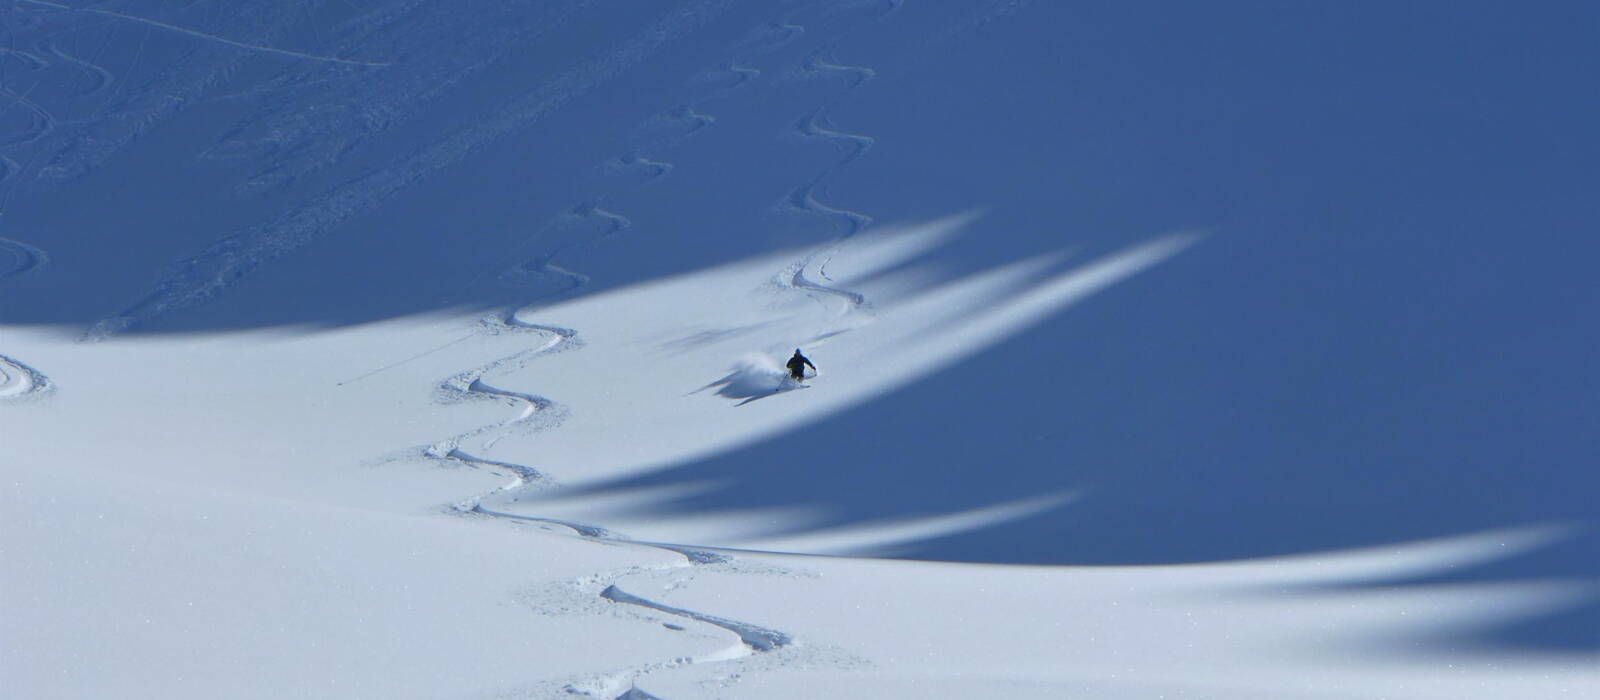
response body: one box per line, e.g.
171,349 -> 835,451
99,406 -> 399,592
44,40 -> 115,97
608,152 -> 674,181
936,0 -> 1035,45
731,20 -> 805,54
802,50 -> 876,87
206,0 -> 593,193
479,203 -> 630,300
769,3 -> 897,312
20,0 -> 390,67
0,85 -> 56,149
722,61 -> 761,87
26,3 -> 327,184
0,46 -> 49,71
89,0 -> 733,338
0,236 -> 49,279
787,107 -> 874,241
598,60 -> 756,188
602,107 -> 713,183
491,57 -> 756,301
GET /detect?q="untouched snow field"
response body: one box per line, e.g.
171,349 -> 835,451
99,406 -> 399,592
3,1 -> 1597,698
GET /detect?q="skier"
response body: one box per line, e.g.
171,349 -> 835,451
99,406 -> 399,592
786,348 -> 816,382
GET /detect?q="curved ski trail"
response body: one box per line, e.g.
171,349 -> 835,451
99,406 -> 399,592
769,4 -> 900,318
0,236 -> 49,280
0,353 -> 54,401
0,237 -> 52,400
417,308 -> 800,696
88,0 -> 734,338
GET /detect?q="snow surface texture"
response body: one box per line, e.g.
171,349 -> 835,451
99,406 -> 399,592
3,1 -> 1597,698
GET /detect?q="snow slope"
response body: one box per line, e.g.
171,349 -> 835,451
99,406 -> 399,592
4,1 -> 1597,697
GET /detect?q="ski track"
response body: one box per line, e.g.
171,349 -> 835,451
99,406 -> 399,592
0,46 -> 49,71
766,3 -> 897,317
420,316 -> 578,464
0,235 -> 50,279
15,3 -> 335,185
205,0 -> 593,194
788,107 -> 875,240
412,307 -> 801,696
21,0 -> 389,68
602,583 -> 793,652
731,20 -> 805,55
455,202 -> 629,305
780,108 -> 874,311
601,107 -> 711,184
1,237 -> 52,400
947,0 -> 1034,40
0,84 -> 57,150
44,40 -> 116,98
802,50 -> 876,87
0,352 -> 54,401
87,0 -> 734,339
599,60 -> 756,187
488,55 -> 757,303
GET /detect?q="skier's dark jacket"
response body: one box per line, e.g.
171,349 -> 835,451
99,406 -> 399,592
786,350 -> 815,377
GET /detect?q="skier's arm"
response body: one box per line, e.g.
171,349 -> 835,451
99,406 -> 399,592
804,358 -> 816,370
